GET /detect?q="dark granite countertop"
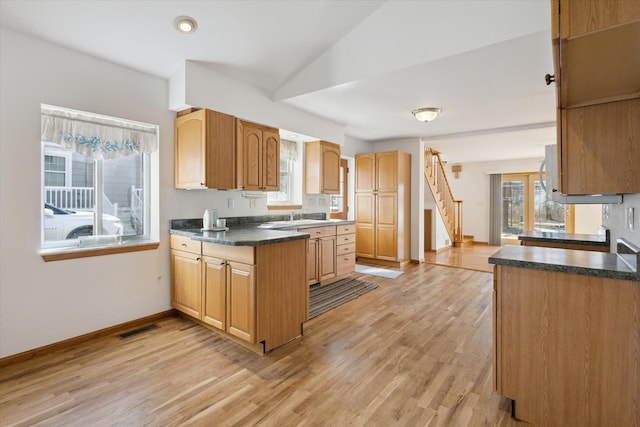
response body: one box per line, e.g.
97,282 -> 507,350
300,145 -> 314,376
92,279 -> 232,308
518,230 -> 609,247
169,216 -> 354,247
489,245 -> 639,281
170,227 -> 310,246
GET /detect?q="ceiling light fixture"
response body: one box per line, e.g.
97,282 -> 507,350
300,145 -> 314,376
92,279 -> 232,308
412,107 -> 442,122
174,16 -> 197,34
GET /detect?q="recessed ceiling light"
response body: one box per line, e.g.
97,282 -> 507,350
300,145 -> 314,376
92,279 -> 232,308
174,16 -> 197,34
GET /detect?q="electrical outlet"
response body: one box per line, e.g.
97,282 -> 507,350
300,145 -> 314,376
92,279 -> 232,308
250,199 -> 257,208
627,207 -> 635,231
602,204 -> 609,221
319,198 -> 326,206
227,198 -> 234,209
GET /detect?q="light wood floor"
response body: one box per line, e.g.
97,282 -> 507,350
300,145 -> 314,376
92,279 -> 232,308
0,264 -> 525,426
424,244 -> 502,273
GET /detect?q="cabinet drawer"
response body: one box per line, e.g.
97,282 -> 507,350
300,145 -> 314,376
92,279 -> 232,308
336,252 -> 356,276
202,242 -> 255,264
336,242 -> 355,255
336,224 -> 355,235
336,233 -> 355,245
170,234 -> 202,254
300,226 -> 336,238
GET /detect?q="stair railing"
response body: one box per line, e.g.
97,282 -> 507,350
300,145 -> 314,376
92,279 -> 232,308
424,149 -> 464,245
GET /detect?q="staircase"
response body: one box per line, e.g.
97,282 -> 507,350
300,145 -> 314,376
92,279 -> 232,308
424,149 -> 473,248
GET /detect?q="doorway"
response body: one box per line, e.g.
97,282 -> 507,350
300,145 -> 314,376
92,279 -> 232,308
501,172 -> 574,244
424,209 -> 432,252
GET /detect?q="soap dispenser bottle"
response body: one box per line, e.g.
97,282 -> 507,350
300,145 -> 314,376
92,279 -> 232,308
203,209 -> 218,230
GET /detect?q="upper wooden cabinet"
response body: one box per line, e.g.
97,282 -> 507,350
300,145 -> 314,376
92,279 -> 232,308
174,109 -> 236,190
175,110 -> 280,191
236,120 -> 280,191
305,140 -> 341,194
551,0 -> 640,195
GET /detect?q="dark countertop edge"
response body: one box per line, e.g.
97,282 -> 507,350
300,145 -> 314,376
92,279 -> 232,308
489,245 -> 639,282
489,256 -> 640,281
170,228 -> 310,247
517,232 -> 608,246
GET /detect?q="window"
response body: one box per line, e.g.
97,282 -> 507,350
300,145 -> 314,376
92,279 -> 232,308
329,158 -> 349,219
267,139 -> 300,206
40,104 -> 157,252
501,172 -> 572,243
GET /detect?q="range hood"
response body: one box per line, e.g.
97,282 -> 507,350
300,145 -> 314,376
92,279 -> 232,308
540,145 -> 623,204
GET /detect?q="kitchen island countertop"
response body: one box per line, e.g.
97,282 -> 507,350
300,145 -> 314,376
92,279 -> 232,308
489,244 -> 639,281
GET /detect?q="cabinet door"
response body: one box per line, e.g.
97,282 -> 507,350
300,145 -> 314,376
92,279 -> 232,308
307,238 -> 318,285
170,249 -> 202,318
355,192 -> 375,258
318,236 -> 336,281
321,144 -> 341,193
376,192 -> 398,260
561,99 -> 640,195
227,261 -> 256,343
262,129 -> 280,191
175,111 -> 206,189
240,123 -> 263,190
203,256 -> 226,331
376,151 -> 398,192
560,0 -> 640,38
355,153 -> 376,192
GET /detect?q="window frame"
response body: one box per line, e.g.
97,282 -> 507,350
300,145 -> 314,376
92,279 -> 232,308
40,106 -> 158,261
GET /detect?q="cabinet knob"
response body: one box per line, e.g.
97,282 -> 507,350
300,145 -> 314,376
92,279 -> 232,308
545,73 -> 555,85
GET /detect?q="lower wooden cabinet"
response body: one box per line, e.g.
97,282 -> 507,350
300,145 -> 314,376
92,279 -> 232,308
304,223 -> 356,285
170,234 -> 306,353
494,265 -> 639,425
335,224 -> 356,276
170,236 -> 202,319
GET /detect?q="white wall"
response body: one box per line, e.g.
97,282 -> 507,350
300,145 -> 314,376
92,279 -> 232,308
603,193 -> 640,251
574,205 -> 602,234
0,29 -> 173,358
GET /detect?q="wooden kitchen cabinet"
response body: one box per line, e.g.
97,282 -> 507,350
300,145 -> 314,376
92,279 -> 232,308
171,235 -> 307,353
493,264 -> 639,426
552,0 -> 640,195
335,224 -> 356,277
170,235 -> 202,318
174,108 -> 236,189
303,225 -> 336,285
236,119 -> 280,191
202,256 -> 227,331
202,244 -> 256,343
305,140 -> 341,194
355,151 -> 411,267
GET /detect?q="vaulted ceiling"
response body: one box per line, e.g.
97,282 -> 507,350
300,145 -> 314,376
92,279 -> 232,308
0,0 -> 556,163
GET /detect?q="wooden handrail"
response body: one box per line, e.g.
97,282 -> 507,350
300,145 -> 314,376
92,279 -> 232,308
424,149 -> 464,245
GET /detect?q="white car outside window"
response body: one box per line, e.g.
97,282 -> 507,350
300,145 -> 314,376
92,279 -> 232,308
43,203 -> 123,241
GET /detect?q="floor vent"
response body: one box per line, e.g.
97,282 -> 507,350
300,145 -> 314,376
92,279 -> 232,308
118,323 -> 159,339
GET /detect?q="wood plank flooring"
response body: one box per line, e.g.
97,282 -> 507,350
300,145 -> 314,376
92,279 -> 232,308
424,245 -> 502,273
0,264 -> 525,426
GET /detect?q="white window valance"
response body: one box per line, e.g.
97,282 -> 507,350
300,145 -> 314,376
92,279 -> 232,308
41,104 -> 158,160
280,139 -> 298,161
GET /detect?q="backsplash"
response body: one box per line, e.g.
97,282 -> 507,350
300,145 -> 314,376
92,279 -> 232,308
603,193 -> 640,252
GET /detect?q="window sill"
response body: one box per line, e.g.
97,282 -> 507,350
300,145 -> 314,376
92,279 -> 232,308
267,204 -> 303,211
41,240 -> 160,262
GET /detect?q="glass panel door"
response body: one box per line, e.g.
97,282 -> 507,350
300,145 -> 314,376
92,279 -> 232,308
501,174 -> 527,241
502,172 -> 572,244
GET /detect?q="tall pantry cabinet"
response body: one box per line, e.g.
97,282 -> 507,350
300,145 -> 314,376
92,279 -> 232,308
355,151 -> 411,267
